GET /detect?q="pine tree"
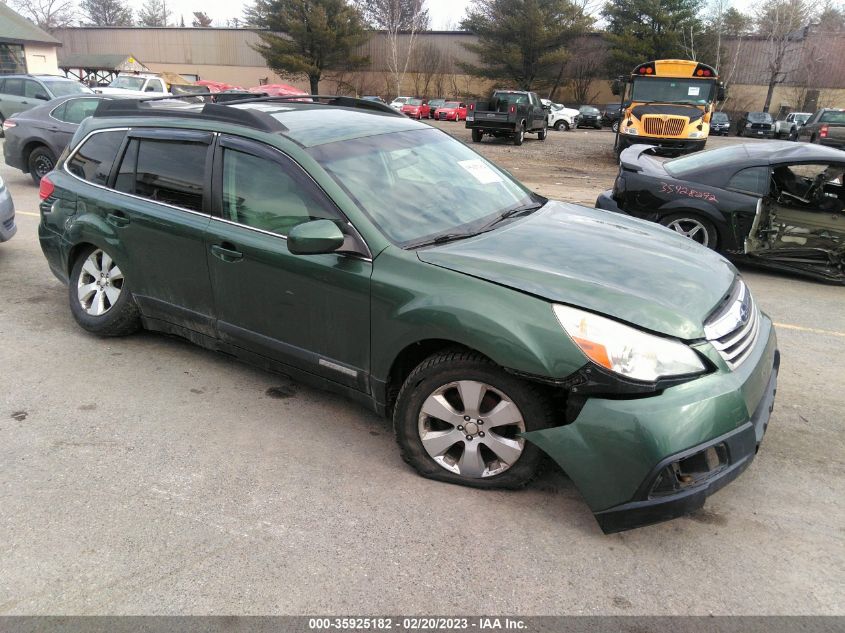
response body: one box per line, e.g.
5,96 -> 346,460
138,0 -> 170,26
80,0 -> 133,25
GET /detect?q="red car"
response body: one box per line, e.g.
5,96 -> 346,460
401,98 -> 430,119
434,101 -> 467,121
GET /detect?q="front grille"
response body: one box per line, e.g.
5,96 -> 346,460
750,123 -> 771,130
704,280 -> 761,369
642,116 -> 687,136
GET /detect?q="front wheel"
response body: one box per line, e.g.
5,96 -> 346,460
393,351 -> 551,489
471,128 -> 483,143
28,146 -> 57,185
611,120 -> 619,133
69,246 -> 141,336
538,125 -> 547,141
659,213 -> 719,250
513,124 -> 525,145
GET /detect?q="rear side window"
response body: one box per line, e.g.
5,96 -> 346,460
57,98 -> 102,124
115,138 -> 207,212
3,78 -> 23,96
66,130 -> 127,185
727,166 -> 770,196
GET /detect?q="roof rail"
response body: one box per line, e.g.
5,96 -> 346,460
219,94 -> 404,117
91,96 -> 286,133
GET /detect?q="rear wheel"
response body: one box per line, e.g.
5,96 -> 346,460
28,146 -> 56,185
659,213 -> 718,250
394,351 -> 551,489
538,125 -> 547,141
513,124 -> 525,145
68,246 -> 141,336
471,128 -> 483,143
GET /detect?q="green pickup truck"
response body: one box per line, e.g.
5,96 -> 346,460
794,108 -> 845,148
466,90 -> 549,145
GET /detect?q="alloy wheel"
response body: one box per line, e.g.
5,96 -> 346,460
665,218 -> 711,247
417,380 -> 526,478
77,249 -> 124,316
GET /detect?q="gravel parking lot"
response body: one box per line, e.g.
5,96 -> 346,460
1,128 -> 843,616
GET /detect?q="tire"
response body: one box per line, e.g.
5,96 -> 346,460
513,124 -> 524,146
28,146 -> 57,185
393,350 -> 551,489
0,114 -> 4,138
471,128 -> 483,143
659,213 -> 719,250
68,245 -> 141,336
611,120 -> 619,133
553,120 -> 563,131
595,123 -> 602,130
538,125 -> 547,141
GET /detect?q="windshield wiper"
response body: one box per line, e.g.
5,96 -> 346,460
406,232 -> 479,249
481,201 -> 544,231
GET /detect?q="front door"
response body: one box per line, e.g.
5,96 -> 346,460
205,135 -> 372,391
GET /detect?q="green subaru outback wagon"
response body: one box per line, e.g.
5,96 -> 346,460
38,96 -> 779,532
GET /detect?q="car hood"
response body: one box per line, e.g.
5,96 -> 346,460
417,202 -> 737,339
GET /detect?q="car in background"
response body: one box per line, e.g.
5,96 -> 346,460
541,100 -> 579,131
95,73 -> 170,97
794,108 -> 845,148
710,111 -> 731,136
0,174 -> 15,243
36,95 -> 779,533
389,96 -> 411,111
466,90 -> 548,145
0,75 -> 92,125
401,98 -> 430,119
577,105 -> 602,129
736,112 -> 774,138
361,96 -> 386,104
427,98 -> 446,118
595,142 -> 845,283
774,111 -> 811,139
602,103 -> 622,132
3,94 -> 119,184
434,101 -> 466,121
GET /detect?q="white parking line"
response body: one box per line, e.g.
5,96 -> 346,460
16,211 -> 40,217
774,323 -> 845,338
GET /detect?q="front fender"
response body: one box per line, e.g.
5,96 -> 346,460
370,247 -> 584,384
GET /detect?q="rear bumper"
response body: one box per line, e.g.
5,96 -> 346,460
818,137 -> 845,149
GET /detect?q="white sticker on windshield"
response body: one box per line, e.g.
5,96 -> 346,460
458,159 -> 503,184
688,86 -> 700,96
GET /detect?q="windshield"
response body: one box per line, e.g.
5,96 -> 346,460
665,145 -> 749,177
429,99 -> 445,106
747,112 -> 773,123
43,80 -> 91,97
820,110 -> 845,124
308,129 -> 533,247
109,76 -> 146,90
794,113 -> 811,124
392,97 -> 408,104
579,106 -> 599,114
630,77 -> 715,105
712,112 -> 728,122
444,102 -> 460,108
407,98 -> 423,106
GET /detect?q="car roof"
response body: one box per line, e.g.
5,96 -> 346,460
744,141 -> 845,164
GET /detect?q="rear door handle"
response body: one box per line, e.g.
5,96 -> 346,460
106,211 -> 130,228
210,243 -> 243,262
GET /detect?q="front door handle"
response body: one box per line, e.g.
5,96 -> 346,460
106,211 -> 130,228
211,243 -> 244,262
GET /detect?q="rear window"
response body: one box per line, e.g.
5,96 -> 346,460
66,130 -> 126,185
580,106 -> 599,114
820,110 -> 845,124
665,145 -> 749,177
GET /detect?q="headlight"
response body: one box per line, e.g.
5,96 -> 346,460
746,123 -> 754,128
553,305 -> 706,382
688,131 -> 702,138
623,127 -> 638,135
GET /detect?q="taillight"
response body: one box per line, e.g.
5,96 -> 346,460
509,105 -> 515,114
39,174 -> 55,201
2,119 -> 15,130
820,124 -> 829,138
469,103 -> 474,111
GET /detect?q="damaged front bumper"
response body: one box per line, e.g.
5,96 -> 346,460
523,313 -> 779,533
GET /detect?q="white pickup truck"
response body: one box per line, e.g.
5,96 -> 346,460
94,74 -> 170,97
774,112 -> 812,139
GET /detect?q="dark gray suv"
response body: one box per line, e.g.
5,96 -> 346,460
0,75 -> 92,125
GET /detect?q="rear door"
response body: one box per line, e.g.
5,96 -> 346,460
105,128 -> 216,335
205,135 -> 372,390
0,78 -> 29,118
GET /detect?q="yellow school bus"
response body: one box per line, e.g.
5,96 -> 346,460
612,59 -> 726,156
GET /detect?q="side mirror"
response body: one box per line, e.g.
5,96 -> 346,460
287,219 -> 345,255
35,92 -> 50,101
611,77 -> 624,96
717,82 -> 727,102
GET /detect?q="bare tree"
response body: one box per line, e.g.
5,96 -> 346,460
10,0 -> 76,30
358,0 -> 430,97
753,0 -> 815,112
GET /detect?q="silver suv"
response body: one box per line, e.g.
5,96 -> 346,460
0,75 -> 92,124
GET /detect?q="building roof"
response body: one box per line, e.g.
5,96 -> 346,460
58,53 -> 147,71
0,4 -> 61,46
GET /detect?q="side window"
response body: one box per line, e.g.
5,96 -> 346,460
50,102 -> 67,121
59,98 -> 103,124
4,78 -> 23,96
727,166 -> 770,196
24,80 -> 42,98
221,147 -> 338,236
122,139 -> 208,211
66,130 -> 127,185
145,80 -> 163,92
